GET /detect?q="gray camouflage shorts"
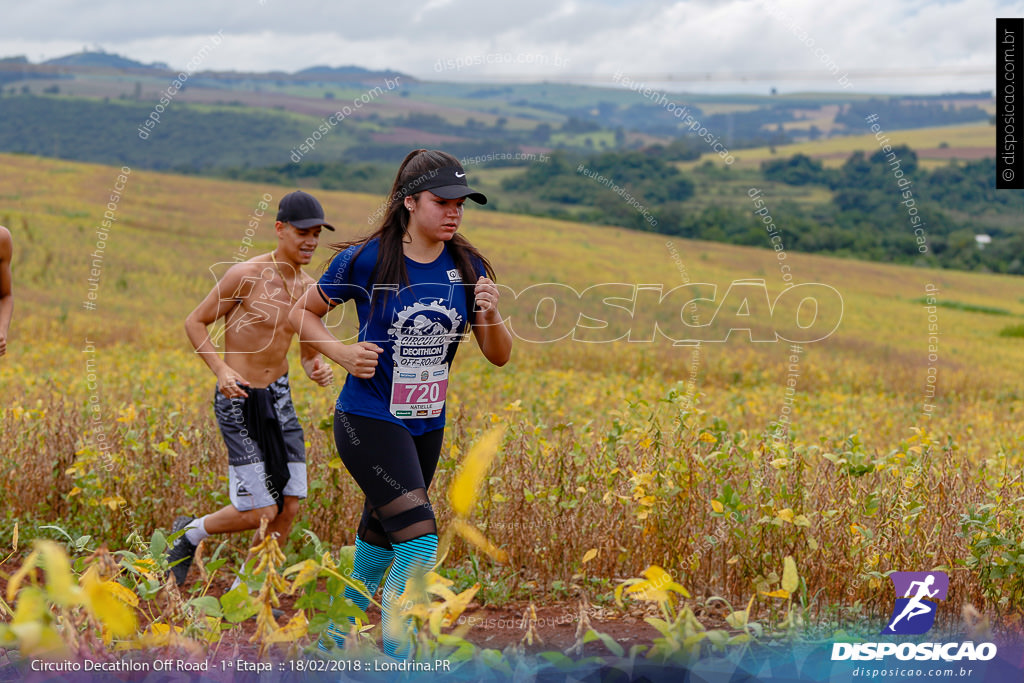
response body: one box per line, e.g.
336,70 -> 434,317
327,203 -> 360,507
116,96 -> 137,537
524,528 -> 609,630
213,374 -> 307,511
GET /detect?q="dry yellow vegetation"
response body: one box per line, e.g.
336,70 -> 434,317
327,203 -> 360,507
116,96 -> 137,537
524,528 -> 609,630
2,152 -> 1023,638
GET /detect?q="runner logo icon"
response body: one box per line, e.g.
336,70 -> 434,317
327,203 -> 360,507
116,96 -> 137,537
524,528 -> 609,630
882,571 -> 948,635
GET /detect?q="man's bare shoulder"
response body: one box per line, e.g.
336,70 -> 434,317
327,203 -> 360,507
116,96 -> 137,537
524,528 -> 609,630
210,256 -> 274,302
221,255 -> 274,281
0,226 -> 11,255
235,252 -> 275,269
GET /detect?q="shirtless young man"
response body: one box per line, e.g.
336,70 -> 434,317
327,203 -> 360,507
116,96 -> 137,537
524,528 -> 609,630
167,191 -> 335,586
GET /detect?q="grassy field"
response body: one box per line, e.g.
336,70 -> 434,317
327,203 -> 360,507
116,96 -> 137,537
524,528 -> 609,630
2,152 -> 1023,656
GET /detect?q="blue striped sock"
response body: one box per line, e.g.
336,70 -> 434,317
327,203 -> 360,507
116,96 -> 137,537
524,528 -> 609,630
318,538 -> 394,653
380,534 -> 437,659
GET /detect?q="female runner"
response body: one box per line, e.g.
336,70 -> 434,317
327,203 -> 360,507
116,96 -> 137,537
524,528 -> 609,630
289,149 -> 512,658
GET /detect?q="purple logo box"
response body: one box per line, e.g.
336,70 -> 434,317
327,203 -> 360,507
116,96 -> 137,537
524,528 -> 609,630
890,571 -> 949,600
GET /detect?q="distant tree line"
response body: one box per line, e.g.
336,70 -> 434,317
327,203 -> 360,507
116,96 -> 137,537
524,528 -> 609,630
835,97 -> 989,130
747,150 -> 1020,271
501,151 -> 694,231
219,161 -> 392,195
0,94 -> 353,170
495,146 -> 1017,273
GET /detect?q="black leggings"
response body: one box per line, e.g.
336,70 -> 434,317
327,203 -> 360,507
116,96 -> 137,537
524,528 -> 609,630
333,410 -> 444,549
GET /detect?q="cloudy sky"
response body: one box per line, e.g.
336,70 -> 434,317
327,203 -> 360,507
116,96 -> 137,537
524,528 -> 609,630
2,0 -> 1015,94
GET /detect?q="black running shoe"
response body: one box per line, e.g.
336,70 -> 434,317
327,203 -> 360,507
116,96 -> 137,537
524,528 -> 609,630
166,515 -> 197,587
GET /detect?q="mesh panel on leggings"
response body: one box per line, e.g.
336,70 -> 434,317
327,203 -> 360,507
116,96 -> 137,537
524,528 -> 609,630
377,488 -> 437,543
357,501 -> 393,549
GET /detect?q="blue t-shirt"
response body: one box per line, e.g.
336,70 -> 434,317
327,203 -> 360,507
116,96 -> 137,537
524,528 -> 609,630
317,238 -> 482,435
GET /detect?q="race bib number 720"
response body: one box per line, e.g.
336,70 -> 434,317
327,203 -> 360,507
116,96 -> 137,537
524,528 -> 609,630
390,363 -> 448,419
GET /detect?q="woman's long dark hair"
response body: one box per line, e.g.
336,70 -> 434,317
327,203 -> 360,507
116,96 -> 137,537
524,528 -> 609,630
329,149 -> 495,320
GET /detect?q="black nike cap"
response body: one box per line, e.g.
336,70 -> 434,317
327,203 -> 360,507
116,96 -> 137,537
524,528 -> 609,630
405,166 -> 487,205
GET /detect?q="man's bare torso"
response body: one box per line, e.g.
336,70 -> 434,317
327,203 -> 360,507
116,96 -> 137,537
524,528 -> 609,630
221,258 -> 312,388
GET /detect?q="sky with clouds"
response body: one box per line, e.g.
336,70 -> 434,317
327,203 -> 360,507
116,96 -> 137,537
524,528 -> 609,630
1,0 -> 1015,95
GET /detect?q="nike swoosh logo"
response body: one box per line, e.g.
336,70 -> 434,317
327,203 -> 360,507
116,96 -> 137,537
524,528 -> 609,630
455,172 -> 465,178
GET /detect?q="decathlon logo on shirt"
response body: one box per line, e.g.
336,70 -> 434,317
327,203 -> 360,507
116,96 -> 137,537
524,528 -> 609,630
387,300 -> 463,419
388,300 -> 463,367
831,570 -> 997,662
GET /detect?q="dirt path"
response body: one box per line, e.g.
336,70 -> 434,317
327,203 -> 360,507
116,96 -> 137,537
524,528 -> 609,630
206,590 -> 666,660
